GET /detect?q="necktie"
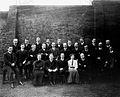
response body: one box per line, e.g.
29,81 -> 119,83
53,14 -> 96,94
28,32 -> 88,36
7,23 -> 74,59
72,60 -> 73,66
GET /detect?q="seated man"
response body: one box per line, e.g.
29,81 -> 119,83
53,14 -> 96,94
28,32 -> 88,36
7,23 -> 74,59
4,46 -> 23,88
68,54 -> 79,84
33,54 -> 45,86
45,53 -> 58,85
57,53 -> 68,83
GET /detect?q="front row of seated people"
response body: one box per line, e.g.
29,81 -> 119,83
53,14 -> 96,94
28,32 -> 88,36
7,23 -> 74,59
4,46 -> 83,88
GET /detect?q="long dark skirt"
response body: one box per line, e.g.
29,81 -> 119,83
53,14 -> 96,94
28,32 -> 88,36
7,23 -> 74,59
68,70 -> 79,84
33,70 -> 44,86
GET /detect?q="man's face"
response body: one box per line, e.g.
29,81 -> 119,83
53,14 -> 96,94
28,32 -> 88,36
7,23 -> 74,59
92,38 -> 96,44
13,39 -> 18,45
25,39 -> 29,44
68,41 -> 71,45
106,40 -> 110,45
49,54 -> 54,60
42,44 -> 46,49
63,43 -> 67,48
52,43 -> 56,48
36,37 -> 40,43
37,54 -> 42,60
80,38 -> 84,43
21,44 -> 25,49
80,53 -> 85,59
57,39 -> 61,44
71,55 -> 74,60
8,47 -> 13,53
31,45 -> 36,50
60,53 -> 64,59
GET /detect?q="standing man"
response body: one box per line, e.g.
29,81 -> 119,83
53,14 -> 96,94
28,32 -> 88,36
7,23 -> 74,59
46,39 -> 51,50
39,43 -> 49,61
35,37 -> 42,54
24,38 -> 31,51
4,46 -> 23,88
56,39 -> 63,51
78,38 -> 85,53
61,43 -> 70,61
12,38 -> 20,54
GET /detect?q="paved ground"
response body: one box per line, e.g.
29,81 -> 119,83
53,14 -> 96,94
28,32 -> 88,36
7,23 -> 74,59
0,75 -> 120,97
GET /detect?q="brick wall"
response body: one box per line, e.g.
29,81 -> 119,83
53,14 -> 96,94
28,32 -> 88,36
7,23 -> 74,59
16,6 -> 94,44
0,12 -> 8,61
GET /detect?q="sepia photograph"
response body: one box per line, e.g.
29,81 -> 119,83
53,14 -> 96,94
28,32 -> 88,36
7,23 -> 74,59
0,0 -> 120,97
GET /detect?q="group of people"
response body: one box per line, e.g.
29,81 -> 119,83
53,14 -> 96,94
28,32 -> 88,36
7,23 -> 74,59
3,37 -> 119,88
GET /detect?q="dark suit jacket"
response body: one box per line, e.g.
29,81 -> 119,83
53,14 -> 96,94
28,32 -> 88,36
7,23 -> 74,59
57,59 -> 68,71
16,50 -> 28,64
12,44 -> 20,54
39,49 -> 49,61
45,60 -> 58,70
24,44 -> 31,51
4,52 -> 16,68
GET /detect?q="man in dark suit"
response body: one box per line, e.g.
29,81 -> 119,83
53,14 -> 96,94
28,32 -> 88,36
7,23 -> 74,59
73,42 -> 81,60
16,44 -> 28,79
67,40 -> 74,52
78,38 -> 85,53
60,43 -> 70,61
12,38 -> 20,54
33,54 -> 45,86
56,39 -> 63,51
4,46 -> 23,88
46,39 -> 51,50
35,37 -> 42,54
49,42 -> 60,60
24,38 -> 31,51
39,43 -> 49,61
45,53 -> 58,85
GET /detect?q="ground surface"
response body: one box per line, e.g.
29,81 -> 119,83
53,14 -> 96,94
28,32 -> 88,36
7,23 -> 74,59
0,75 -> 120,97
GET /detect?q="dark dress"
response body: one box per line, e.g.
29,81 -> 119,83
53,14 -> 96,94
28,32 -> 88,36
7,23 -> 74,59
33,60 -> 45,86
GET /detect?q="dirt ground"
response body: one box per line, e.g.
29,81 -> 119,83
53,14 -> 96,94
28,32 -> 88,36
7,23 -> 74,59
0,75 -> 120,97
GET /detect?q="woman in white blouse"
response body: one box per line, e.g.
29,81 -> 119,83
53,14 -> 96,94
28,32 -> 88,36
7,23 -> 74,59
67,54 -> 79,84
